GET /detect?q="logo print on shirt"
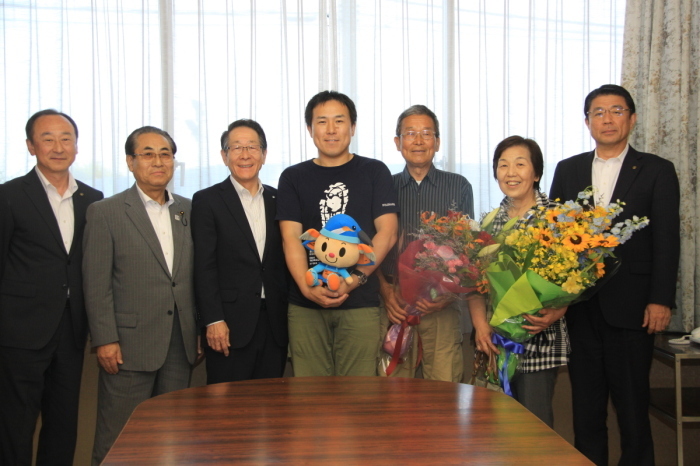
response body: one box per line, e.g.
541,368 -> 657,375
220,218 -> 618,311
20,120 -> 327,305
319,182 -> 348,226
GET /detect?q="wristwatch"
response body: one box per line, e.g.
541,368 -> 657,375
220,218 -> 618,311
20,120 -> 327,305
351,269 -> 368,285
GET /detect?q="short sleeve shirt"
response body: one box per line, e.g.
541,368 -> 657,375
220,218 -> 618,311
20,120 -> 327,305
276,154 -> 399,309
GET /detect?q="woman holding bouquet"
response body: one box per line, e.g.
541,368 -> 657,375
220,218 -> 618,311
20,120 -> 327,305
469,135 -> 569,428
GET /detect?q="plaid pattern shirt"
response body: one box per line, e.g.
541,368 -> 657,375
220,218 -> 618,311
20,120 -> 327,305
490,191 -> 570,373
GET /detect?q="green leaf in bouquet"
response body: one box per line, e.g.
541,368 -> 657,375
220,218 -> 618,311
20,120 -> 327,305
488,272 -> 542,328
477,242 -> 501,258
525,270 -> 578,303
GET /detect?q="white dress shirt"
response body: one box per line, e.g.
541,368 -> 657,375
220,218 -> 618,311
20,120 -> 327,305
230,176 -> 267,298
592,144 -> 629,207
136,185 -> 175,274
35,166 -> 77,254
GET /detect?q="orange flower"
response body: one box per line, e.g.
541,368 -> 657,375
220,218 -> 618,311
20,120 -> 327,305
545,208 -> 562,224
421,211 -> 437,223
595,262 -> 605,278
562,233 -> 592,252
597,235 -> 620,248
533,228 -> 555,247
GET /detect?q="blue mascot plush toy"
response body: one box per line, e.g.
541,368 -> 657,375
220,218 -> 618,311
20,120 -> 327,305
300,214 -> 376,291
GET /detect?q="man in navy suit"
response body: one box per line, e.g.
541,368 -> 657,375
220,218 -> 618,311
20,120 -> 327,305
550,85 -> 680,466
0,109 -> 103,465
192,119 -> 288,383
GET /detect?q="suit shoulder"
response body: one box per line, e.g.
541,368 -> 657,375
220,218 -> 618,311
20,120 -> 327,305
89,189 -> 128,210
1,174 -> 29,190
556,151 -> 592,167
635,150 -> 676,170
75,180 -> 103,200
172,192 -> 192,207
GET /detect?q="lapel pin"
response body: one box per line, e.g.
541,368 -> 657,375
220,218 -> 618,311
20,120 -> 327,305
632,166 -> 637,169
80,192 -> 84,196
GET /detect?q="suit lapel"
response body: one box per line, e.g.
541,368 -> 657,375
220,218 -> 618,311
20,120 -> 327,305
579,151 -> 595,192
124,184 -> 171,278
219,179 -> 259,260
22,170 -> 66,254
610,146 -> 643,202
69,183 -> 89,258
169,196 -> 185,278
261,187 -> 276,263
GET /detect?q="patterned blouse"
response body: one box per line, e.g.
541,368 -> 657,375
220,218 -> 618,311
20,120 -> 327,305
490,191 -> 570,373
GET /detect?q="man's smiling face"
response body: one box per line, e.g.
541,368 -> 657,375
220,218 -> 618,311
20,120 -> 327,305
308,99 -> 355,160
395,114 -> 440,170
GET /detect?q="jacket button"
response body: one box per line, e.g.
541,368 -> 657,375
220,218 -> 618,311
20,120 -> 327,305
172,282 -> 176,287
167,310 -> 173,315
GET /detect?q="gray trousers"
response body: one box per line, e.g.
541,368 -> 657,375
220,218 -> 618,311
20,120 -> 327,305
91,310 -> 191,465
511,366 -> 560,428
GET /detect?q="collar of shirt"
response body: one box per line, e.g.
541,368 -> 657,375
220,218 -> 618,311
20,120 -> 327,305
229,175 -> 264,199
398,163 -> 438,188
35,166 -> 78,199
135,184 -> 174,209
593,143 -> 629,165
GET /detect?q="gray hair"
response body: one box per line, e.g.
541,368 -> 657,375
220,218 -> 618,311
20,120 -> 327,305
395,104 -> 440,138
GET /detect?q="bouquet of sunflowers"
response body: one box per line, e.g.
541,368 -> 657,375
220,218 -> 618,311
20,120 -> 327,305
381,210 -> 498,376
480,189 -> 649,392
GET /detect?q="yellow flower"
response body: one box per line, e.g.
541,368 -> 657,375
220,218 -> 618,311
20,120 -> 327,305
562,275 -> 582,294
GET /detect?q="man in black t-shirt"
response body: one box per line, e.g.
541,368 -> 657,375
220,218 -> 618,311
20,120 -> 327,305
276,91 -> 399,376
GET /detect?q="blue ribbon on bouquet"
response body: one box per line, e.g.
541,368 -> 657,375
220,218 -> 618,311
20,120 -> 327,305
490,333 -> 525,397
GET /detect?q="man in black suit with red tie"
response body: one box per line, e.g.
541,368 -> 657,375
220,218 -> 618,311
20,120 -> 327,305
0,109 -> 103,465
191,119 -> 288,383
550,85 -> 680,466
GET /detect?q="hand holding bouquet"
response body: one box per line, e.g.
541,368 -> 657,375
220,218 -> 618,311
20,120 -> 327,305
481,188 -> 649,393
382,211 -> 498,375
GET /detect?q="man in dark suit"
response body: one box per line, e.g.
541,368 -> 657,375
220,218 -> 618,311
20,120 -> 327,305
550,84 -> 680,466
84,126 -> 199,465
192,119 -> 288,383
0,109 -> 103,465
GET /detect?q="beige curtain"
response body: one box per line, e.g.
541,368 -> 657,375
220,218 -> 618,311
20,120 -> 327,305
621,0 -> 700,331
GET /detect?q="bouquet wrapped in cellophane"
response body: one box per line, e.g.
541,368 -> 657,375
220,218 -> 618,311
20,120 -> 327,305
381,211 -> 499,376
481,188 -> 649,393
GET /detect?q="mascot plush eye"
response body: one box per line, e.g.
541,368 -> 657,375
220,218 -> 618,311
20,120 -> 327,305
339,247 -> 346,257
321,241 -> 328,252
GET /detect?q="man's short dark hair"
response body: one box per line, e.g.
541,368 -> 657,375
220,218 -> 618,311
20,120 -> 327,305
395,105 -> 440,138
304,90 -> 357,127
220,119 -> 268,151
125,126 -> 177,156
25,109 -> 79,141
492,135 -> 544,191
584,84 -> 636,119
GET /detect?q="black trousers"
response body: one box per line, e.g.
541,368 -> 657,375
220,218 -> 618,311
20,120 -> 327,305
567,296 -> 655,466
0,303 -> 84,466
204,300 -> 286,384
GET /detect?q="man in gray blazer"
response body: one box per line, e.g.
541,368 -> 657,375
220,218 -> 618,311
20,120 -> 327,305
84,126 -> 199,465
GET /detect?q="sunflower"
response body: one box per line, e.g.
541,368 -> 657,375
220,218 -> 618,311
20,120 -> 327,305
532,227 -> 555,247
562,233 -> 592,253
545,208 -> 562,224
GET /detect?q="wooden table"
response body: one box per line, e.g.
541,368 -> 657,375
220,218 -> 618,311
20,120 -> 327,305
103,376 -> 591,465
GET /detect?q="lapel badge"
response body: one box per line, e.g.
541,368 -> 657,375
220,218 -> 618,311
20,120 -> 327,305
632,166 -> 637,170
